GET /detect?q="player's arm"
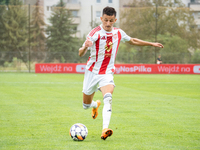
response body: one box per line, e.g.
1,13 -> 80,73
79,38 -> 93,57
79,46 -> 88,57
127,38 -> 164,48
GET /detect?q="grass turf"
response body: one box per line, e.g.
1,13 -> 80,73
0,73 -> 200,150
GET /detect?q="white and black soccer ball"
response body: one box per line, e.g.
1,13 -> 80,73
69,123 -> 88,141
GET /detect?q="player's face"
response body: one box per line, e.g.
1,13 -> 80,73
100,14 -> 117,32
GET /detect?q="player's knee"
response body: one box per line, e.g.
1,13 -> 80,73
83,103 -> 91,109
103,93 -> 112,104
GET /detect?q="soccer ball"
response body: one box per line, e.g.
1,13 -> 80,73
69,123 -> 88,141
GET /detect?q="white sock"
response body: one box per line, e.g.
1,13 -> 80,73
83,100 -> 97,109
102,93 -> 112,129
90,100 -> 97,108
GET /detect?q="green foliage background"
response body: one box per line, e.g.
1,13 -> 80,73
119,0 -> 200,64
0,0 -> 200,71
46,0 -> 80,63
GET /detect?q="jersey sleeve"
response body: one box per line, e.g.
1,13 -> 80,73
82,27 -> 100,47
119,29 -> 131,43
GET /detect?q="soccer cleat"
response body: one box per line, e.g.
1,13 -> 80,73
92,100 -> 101,119
101,128 -> 113,140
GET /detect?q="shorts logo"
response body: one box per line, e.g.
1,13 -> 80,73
193,66 -> 200,73
109,80 -> 114,83
76,65 -> 86,73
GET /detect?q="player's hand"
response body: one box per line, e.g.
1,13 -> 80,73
152,43 -> 164,48
85,38 -> 93,47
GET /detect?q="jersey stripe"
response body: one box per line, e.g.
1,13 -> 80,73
99,33 -> 113,74
88,62 -> 95,72
87,57 -> 91,63
96,34 -> 100,61
89,26 -> 101,37
88,34 -> 100,72
115,31 -> 122,59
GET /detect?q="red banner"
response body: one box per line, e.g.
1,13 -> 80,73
114,64 -> 200,74
35,63 -> 200,74
35,63 -> 85,73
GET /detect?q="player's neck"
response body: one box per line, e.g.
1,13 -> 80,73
101,24 -> 113,32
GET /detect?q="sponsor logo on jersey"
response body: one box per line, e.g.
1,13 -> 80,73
105,41 -> 113,52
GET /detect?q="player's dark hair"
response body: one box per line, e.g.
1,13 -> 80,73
102,6 -> 116,17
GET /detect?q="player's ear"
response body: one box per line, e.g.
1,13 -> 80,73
100,17 -> 103,21
114,18 -> 117,23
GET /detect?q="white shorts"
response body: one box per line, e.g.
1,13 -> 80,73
82,69 -> 115,95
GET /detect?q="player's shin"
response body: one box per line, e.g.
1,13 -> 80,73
102,93 -> 112,129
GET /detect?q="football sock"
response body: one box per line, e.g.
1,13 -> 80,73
91,100 -> 98,108
102,93 -> 112,129
83,100 -> 97,109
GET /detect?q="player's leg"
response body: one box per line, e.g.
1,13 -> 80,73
83,92 -> 94,104
101,85 -> 114,123
100,84 -> 114,140
82,70 -> 101,118
82,93 -> 101,119
100,84 -> 114,95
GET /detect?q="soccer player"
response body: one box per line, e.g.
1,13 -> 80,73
79,6 -> 164,140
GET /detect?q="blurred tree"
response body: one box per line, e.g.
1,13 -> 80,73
0,0 -> 9,5
158,34 -> 190,63
0,0 -> 5,5
191,50 -> 200,63
120,0 -> 200,63
30,0 -> 46,60
1,0 -> 28,66
46,0 -> 80,62
0,1 -> 6,65
0,1 -> 6,50
0,0 -> 10,44
116,43 -> 138,64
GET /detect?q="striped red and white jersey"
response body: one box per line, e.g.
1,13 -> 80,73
83,24 -> 131,74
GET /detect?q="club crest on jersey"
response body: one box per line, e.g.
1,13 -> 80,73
113,34 -> 117,40
105,41 -> 113,52
101,36 -> 106,40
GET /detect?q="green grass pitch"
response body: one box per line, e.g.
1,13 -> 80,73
0,73 -> 200,150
